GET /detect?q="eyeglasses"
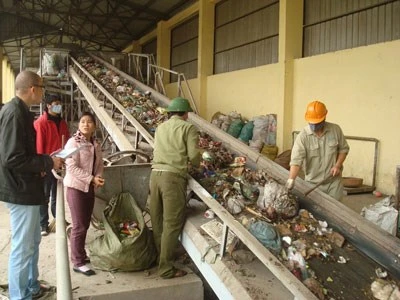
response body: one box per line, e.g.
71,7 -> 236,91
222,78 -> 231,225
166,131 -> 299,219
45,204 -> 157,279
32,84 -> 45,89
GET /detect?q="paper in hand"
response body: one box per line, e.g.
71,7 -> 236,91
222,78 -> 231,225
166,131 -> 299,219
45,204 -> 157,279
53,146 -> 84,159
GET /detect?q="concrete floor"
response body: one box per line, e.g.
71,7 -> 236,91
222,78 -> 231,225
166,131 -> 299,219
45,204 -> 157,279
342,192 -> 384,214
0,203 -> 203,300
0,191 -> 389,300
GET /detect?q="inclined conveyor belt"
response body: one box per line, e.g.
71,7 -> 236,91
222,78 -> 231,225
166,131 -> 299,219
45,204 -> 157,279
69,53 -> 400,299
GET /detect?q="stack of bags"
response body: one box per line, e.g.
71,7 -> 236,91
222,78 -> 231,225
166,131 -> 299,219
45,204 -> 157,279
211,111 -> 278,160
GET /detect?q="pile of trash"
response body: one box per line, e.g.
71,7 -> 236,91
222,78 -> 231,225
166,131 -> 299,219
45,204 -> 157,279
41,51 -> 67,77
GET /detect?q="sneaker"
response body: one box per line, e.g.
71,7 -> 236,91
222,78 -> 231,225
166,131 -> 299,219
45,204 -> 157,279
40,227 -> 49,237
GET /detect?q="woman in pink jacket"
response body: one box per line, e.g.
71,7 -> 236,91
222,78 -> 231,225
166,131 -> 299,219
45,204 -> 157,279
64,112 -> 105,276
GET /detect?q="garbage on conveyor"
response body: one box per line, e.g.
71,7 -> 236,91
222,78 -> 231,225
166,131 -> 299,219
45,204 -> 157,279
190,131 -> 398,299
76,56 -> 168,134
371,279 -> 400,300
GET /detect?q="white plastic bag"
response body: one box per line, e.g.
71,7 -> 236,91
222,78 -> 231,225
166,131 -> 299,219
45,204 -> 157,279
361,196 -> 398,236
257,178 -> 298,219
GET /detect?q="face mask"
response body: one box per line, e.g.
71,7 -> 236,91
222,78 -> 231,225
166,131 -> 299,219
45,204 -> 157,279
51,104 -> 62,114
309,121 -> 325,132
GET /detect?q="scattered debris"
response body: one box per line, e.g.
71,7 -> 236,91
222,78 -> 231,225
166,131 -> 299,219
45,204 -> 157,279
371,279 -> 400,300
337,256 -> 347,264
329,232 -> 345,248
204,209 -> 215,219
376,268 -> 388,279
303,278 -> 325,300
232,249 -> 256,264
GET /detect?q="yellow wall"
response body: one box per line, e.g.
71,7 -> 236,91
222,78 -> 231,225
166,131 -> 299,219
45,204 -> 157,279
206,63 -> 281,122
2,57 -> 15,103
165,78 -> 200,113
292,40 -> 400,194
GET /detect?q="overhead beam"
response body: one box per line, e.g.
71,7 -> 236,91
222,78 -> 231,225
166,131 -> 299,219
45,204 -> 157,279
0,7 -> 154,21
113,0 -> 167,19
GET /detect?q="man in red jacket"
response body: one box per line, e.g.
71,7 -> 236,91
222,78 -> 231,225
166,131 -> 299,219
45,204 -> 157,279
34,94 -> 70,235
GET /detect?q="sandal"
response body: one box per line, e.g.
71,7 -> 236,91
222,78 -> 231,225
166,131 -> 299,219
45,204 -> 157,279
73,266 -> 95,276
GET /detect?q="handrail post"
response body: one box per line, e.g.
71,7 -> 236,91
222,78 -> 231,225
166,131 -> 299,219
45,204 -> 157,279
53,170 -> 73,300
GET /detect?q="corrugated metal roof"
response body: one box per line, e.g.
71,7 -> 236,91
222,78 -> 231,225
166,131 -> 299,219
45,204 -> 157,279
0,0 -> 196,73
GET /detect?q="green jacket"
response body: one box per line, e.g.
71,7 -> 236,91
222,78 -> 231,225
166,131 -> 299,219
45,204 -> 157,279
152,115 -> 201,177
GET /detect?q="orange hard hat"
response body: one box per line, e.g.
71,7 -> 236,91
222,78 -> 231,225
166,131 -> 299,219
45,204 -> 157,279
305,101 -> 327,124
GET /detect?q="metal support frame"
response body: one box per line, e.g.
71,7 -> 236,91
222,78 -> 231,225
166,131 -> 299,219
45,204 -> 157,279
19,47 -> 24,72
39,48 -> 70,78
219,223 -> 229,258
148,63 -> 198,114
127,53 -> 155,86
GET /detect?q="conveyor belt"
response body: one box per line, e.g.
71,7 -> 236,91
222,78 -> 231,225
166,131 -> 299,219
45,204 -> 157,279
70,55 -> 316,299
69,53 -> 400,299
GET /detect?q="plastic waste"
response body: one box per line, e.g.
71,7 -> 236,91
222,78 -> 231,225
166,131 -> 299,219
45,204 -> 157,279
238,121 -> 254,143
287,246 -> 308,280
227,119 -> 245,138
249,221 -> 281,255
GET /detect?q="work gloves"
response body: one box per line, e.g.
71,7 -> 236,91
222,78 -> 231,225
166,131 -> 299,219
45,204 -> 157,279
285,178 -> 295,190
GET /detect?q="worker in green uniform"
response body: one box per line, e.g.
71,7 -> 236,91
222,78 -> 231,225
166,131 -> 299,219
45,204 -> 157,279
150,97 -> 201,279
286,100 -> 350,201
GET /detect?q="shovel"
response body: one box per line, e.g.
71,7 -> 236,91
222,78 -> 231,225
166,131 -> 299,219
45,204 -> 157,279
304,174 -> 333,197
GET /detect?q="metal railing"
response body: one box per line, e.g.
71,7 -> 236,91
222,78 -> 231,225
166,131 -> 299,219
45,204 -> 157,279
127,53 -> 156,86
149,64 -> 198,114
126,53 -> 198,114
